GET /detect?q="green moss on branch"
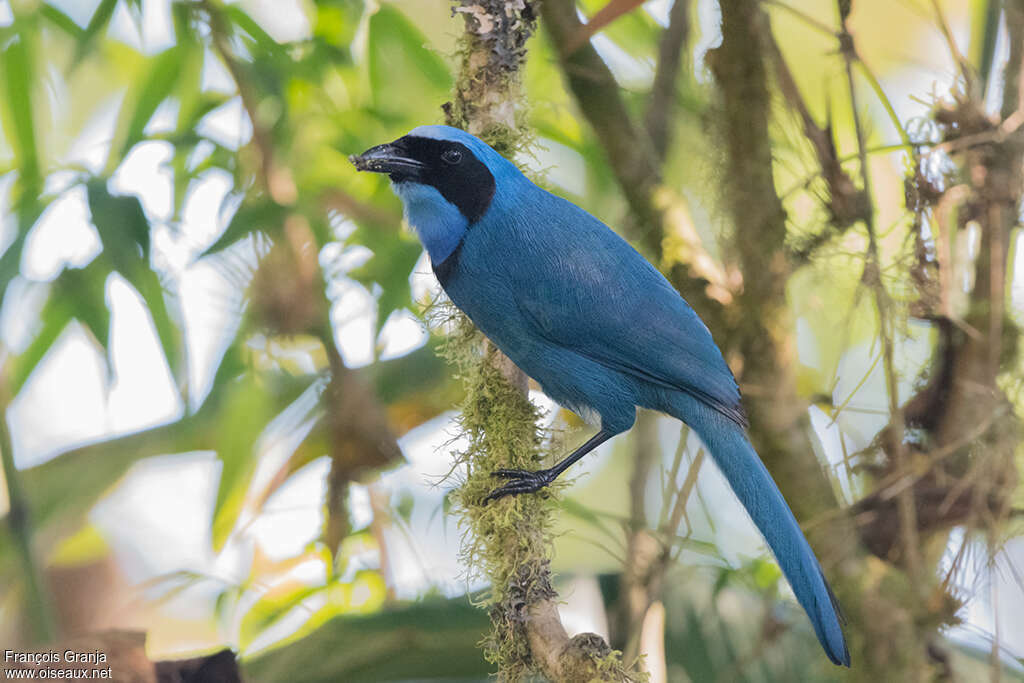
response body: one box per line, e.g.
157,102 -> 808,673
437,2 -> 641,676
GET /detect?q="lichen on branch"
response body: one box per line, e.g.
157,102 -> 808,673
445,0 -> 537,153
437,1 -> 640,680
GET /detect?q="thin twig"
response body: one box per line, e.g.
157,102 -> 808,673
838,4 -> 924,584
780,143 -> 913,199
661,448 -> 705,541
645,0 -> 691,158
928,0 -> 974,93
854,61 -> 914,148
802,403 -> 1006,536
766,27 -> 866,229
657,426 -> 689,528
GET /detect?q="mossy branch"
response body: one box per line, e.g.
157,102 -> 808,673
442,2 -> 638,680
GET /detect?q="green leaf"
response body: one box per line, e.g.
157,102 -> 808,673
0,222 -> 31,301
209,376 -> 275,550
11,339 -> 259,556
236,562 -> 386,654
210,373 -> 318,550
84,0 -> 119,40
86,182 -> 183,380
109,45 -> 184,166
2,35 -> 39,187
87,181 -> 150,259
20,422 -> 203,546
14,358 -> 279,554
751,557 -> 783,591
712,566 -> 732,598
560,497 -> 622,546
9,262 -> 113,395
172,40 -> 207,134
666,603 -> 718,683
39,4 -> 86,41
69,0 -> 119,66
122,265 -> 181,378
239,583 -> 330,650
224,5 -> 286,58
367,343 -> 450,405
346,229 -> 421,333
314,3 -> 361,48
369,261 -> 422,334
394,492 -> 414,522
8,291 -> 73,395
201,199 -> 287,258
241,599 -> 490,682
49,524 -> 110,567
969,0 -> 999,96
366,5 -> 451,116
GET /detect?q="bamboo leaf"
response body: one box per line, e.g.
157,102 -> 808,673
9,293 -> 72,396
69,0 -> 119,66
239,581 -> 330,650
15,357 -> 251,548
346,237 -> 421,333
210,373 -> 318,551
9,262 -> 112,395
109,45 -> 184,166
2,35 -> 39,188
83,0 -> 119,41
969,0 -> 999,96
0,226 -> 30,301
39,4 -> 85,41
366,6 -> 451,115
200,199 -> 287,257
224,5 -> 286,58
86,182 -> 182,380
87,181 -> 150,259
241,599 -> 490,682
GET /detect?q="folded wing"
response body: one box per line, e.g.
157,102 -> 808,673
509,192 -> 746,426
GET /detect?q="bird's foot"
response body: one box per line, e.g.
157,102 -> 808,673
483,467 -> 556,503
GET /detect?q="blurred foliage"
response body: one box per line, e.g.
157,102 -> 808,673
0,0 -> 1021,681
0,0 -> 464,667
242,599 -> 492,682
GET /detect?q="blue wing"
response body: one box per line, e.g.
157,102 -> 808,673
505,190 -> 746,426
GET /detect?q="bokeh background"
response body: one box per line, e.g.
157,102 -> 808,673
0,0 -> 1022,680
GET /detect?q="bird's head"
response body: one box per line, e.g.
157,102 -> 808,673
350,125 -> 522,265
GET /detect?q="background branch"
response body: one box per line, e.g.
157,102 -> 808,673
644,0 -> 691,159
541,0 -> 732,321
705,0 -> 850,564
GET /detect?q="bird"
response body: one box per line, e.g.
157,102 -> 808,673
351,125 -> 850,667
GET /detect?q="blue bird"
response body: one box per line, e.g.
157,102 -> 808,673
351,125 -> 850,667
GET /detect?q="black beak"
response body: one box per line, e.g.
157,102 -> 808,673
349,142 -> 424,178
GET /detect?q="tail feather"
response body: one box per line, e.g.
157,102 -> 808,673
675,397 -> 851,666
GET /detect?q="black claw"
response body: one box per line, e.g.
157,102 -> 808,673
482,468 -> 553,503
491,468 -> 531,479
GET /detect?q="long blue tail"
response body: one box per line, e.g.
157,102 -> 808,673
672,395 -> 851,666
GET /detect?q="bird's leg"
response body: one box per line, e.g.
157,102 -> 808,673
483,430 -> 615,503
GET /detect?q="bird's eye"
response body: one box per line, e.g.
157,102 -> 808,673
441,149 -> 463,165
